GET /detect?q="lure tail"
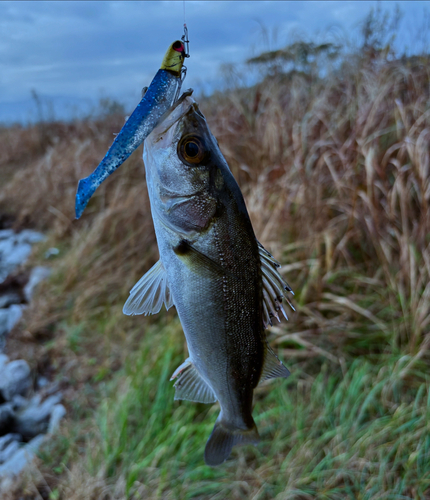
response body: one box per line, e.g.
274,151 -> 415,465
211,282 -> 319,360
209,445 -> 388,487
75,176 -> 99,219
204,417 -> 260,466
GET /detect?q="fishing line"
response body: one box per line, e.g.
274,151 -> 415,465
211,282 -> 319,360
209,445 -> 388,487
181,2 -> 190,59
174,0 -> 190,102
174,2 -> 190,101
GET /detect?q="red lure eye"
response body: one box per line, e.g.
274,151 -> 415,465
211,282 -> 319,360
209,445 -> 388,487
172,41 -> 184,52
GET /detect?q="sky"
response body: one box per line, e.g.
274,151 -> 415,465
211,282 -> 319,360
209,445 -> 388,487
0,1 -> 427,124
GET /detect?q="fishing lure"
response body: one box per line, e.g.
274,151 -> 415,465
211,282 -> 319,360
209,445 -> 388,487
75,39 -> 187,219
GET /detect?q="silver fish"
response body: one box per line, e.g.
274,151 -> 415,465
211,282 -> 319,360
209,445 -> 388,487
123,91 -> 294,466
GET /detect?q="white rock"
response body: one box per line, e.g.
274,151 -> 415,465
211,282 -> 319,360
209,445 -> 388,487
0,434 -> 45,478
24,266 -> 51,302
28,433 -> 46,451
48,404 -> 66,434
14,393 -> 62,439
0,441 -> 20,465
0,230 -> 45,283
0,305 -> 25,344
0,434 -> 21,452
16,230 -> 45,245
36,376 -> 49,389
0,354 -> 9,372
0,309 -> 11,338
0,239 -> 32,283
44,247 -> 59,259
0,231 -> 14,241
6,304 -> 24,332
11,394 -> 28,410
0,360 -> 31,401
0,404 -> 14,432
0,292 -> 21,309
28,394 -> 42,407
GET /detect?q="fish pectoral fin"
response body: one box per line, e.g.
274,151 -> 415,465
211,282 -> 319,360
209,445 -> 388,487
260,346 -> 290,382
171,359 -> 217,404
123,259 -> 174,316
258,240 -> 295,328
174,239 -> 232,279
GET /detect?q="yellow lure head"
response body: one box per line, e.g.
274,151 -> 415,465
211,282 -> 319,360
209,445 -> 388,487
160,40 -> 185,76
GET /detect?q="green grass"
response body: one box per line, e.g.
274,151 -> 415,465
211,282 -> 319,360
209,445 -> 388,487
52,317 -> 428,500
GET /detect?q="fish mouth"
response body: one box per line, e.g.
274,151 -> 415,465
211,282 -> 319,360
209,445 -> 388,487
150,90 -> 196,142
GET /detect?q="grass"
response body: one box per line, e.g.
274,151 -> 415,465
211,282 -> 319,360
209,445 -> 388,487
1,19 -> 430,500
29,320 -> 430,499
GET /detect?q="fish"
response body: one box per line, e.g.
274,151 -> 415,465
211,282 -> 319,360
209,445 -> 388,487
123,91 -> 295,466
75,40 -> 186,219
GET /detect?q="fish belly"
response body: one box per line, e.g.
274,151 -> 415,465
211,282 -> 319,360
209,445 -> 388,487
154,221 -> 263,428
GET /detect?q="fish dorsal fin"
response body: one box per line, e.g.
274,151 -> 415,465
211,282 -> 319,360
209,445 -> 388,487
260,346 -> 290,382
258,241 -> 295,329
123,259 -> 174,316
170,358 -> 217,404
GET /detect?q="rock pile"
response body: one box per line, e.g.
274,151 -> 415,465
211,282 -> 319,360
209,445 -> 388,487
0,230 -> 53,349
0,354 -> 66,478
0,228 -> 65,486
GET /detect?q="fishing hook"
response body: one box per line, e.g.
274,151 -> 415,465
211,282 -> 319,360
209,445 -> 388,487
182,24 -> 190,58
175,24 -> 190,101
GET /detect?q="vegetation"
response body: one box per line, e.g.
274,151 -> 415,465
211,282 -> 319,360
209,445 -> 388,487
0,7 -> 429,499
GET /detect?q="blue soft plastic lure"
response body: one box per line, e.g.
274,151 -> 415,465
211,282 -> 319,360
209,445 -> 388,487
75,40 -> 186,219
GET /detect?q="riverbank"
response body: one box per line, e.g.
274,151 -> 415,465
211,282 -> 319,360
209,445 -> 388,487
0,47 -> 429,498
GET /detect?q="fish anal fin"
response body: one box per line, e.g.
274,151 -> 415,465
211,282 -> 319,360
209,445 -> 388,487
171,359 -> 217,404
123,259 -> 174,316
260,346 -> 290,382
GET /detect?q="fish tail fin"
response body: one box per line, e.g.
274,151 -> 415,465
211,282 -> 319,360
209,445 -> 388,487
204,418 -> 260,467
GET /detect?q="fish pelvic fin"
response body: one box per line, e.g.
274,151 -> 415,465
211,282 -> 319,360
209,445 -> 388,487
171,358 -> 217,404
123,259 -> 174,316
204,418 -> 260,467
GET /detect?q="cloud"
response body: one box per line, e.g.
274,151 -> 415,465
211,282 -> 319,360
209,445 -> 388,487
0,0 -> 423,123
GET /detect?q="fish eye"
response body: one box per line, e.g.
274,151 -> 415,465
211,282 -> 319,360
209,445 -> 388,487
185,141 -> 199,157
178,135 -> 206,165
